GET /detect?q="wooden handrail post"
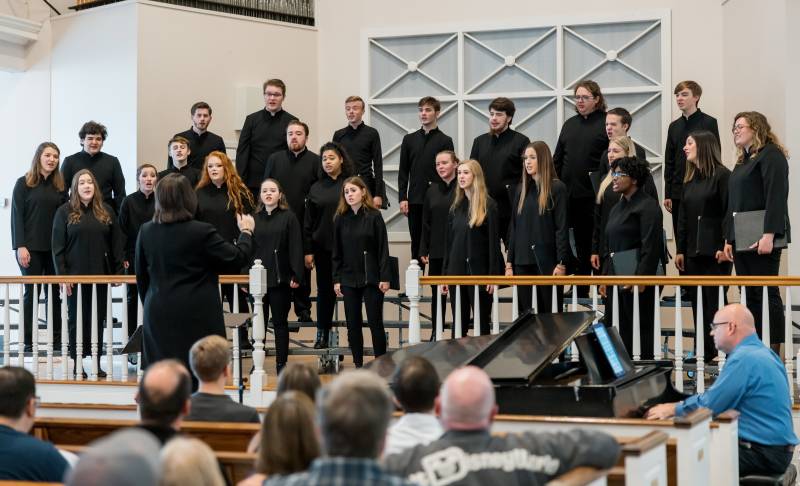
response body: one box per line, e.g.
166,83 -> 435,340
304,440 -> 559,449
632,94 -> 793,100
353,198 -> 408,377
249,260 -> 267,405
406,260 -> 422,344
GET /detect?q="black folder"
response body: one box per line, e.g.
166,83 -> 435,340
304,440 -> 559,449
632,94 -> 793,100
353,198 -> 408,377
733,210 -> 788,252
695,216 -> 723,256
610,248 -> 639,276
389,256 -> 400,290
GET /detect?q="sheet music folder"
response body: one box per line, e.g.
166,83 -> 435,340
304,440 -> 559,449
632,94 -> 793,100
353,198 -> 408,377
733,210 -> 788,252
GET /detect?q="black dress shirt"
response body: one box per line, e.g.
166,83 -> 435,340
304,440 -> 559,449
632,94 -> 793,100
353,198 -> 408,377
236,108 -> 295,190
61,150 -> 126,212
605,189 -> 663,275
11,175 -> 66,251
676,167 -> 730,256
168,128 -> 226,170
52,202 -> 124,275
196,183 -> 255,243
664,109 -> 720,199
443,198 -> 504,276
727,143 -> 790,242
507,179 -> 570,273
263,148 -> 319,225
118,190 -> 156,263
553,110 -> 608,199
332,122 -> 386,200
159,165 -> 201,188
420,179 -> 456,260
469,128 -> 530,214
332,207 -> 391,287
252,207 -> 305,288
398,127 -> 454,204
304,175 -> 345,254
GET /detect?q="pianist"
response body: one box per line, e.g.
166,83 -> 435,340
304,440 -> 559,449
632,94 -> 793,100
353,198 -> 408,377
646,303 -> 797,477
383,366 -> 620,485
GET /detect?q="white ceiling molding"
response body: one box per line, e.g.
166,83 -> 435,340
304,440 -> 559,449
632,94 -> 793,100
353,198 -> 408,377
0,13 -> 42,46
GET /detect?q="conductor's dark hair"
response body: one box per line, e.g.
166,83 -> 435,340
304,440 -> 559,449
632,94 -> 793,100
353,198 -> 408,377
138,360 -> 191,425
391,356 -> 440,413
0,366 -> 35,419
488,97 -> 516,121
153,173 -> 197,223
607,107 -> 633,130
611,156 -> 651,188
190,101 -> 212,116
79,120 -> 108,141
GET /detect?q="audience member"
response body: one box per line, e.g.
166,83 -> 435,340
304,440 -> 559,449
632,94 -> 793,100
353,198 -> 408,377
185,335 -> 260,423
384,356 -> 443,456
384,366 -> 620,485
276,362 -> 322,401
65,428 -> 160,486
264,370 -> 416,485
136,359 -> 192,445
0,366 -> 69,482
159,437 -> 226,486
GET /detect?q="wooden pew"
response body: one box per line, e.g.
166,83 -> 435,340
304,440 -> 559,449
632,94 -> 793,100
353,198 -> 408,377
32,417 -> 260,452
610,431 -> 670,486
547,466 -> 610,486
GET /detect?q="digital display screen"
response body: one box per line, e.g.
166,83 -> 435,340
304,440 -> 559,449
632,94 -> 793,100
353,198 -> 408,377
592,322 -> 627,378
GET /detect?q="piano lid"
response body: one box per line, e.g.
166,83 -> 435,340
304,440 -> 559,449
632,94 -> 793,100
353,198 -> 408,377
367,311 -> 596,385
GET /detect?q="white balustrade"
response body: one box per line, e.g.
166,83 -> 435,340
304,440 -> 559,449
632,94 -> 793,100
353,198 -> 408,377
249,260 -> 267,406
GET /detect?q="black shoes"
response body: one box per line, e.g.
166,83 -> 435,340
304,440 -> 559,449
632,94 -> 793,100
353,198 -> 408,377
297,311 -> 313,323
314,329 -> 330,349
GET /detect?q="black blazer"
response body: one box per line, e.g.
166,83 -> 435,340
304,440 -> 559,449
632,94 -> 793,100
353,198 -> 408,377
443,197 -> 504,276
11,175 -> 66,252
304,175 -> 345,254
676,167 -> 730,256
252,207 -> 305,288
420,179 -> 456,260
332,207 -> 391,287
51,202 -> 124,276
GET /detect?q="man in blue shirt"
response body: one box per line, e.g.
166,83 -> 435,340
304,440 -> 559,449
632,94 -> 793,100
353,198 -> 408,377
0,366 -> 69,481
646,303 -> 797,477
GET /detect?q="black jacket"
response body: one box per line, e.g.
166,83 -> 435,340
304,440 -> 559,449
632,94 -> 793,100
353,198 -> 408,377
167,128 -> 226,170
553,110 -> 608,199
196,183 -> 256,243
118,190 -> 156,264
135,220 -> 253,368
252,207 -> 305,288
304,175 -> 345,254
469,129 -> 530,213
420,179 -> 456,260
605,189 -> 663,275
11,175 -> 66,252
398,127 -> 454,204
443,197 -> 504,276
235,108 -> 295,189
332,207 -> 391,287
507,179 -> 570,274
61,151 -> 126,212
677,167 -> 730,256
664,109 -> 719,199
332,122 -> 386,200
158,165 -> 201,188
51,202 -> 124,275
263,148 -> 319,225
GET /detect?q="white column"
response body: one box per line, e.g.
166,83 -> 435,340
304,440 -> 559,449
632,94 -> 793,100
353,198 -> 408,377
653,285 -> 662,360
473,285 -> 481,336
60,287 -> 68,378
785,288 -> 794,402
435,285 -> 443,341
75,285 -> 84,381
511,285 -> 519,321
121,284 -> 129,382
249,260 -> 267,405
137,295 -> 144,379
232,283 -> 241,388
531,285 -> 538,314
3,285 -> 10,367
18,284 -> 25,367
406,260 -> 422,344
105,286 -> 113,381
696,286 -> 705,393
632,286 -> 640,361
718,285 -> 726,371
675,285 -> 684,392
612,286 -> 619,330
31,284 -> 39,376
761,286 -> 770,346
491,286 -> 499,335
454,286 -> 462,339
90,284 -> 98,381
46,286 -> 54,380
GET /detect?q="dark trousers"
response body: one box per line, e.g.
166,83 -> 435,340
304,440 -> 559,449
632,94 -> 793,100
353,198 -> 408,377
314,251 -> 336,331
671,199 -> 684,277
685,256 -> 731,358
734,249 -> 784,344
610,285 -> 655,360
428,258 -> 448,338
738,440 -> 794,477
292,268 -> 312,316
342,285 -> 386,367
448,285 -> 491,338
125,266 -> 139,337
407,204 -> 425,272
18,250 -> 62,350
262,285 -> 292,366
514,264 -> 564,315
67,283 -> 108,361
568,196 -> 594,296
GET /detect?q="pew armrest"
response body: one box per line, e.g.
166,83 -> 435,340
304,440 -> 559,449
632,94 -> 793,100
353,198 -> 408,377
546,466 -> 609,486
621,431 -> 669,457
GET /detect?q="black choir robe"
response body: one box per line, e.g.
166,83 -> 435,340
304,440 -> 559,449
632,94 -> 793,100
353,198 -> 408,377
468,128 -> 530,215
158,165 -> 201,188
252,207 -> 305,288
235,108 -> 295,191
332,207 -> 391,288
263,148 -> 319,226
332,122 -> 386,201
167,128 -> 226,170
12,175 -> 66,252
605,189 -> 663,276
61,151 -> 126,212
52,203 -> 124,276
196,183 -> 255,243
443,198 -> 504,276
304,175 -> 345,255
664,109 -> 720,201
398,127 -> 454,205
420,179 -> 456,261
553,110 -> 608,200
118,190 -> 155,264
676,167 -> 731,257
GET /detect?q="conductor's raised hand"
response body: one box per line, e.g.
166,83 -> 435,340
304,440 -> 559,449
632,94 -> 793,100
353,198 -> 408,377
379,281 -> 390,293
237,213 -> 255,233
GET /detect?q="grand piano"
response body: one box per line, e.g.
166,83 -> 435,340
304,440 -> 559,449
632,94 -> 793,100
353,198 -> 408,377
367,311 -> 689,417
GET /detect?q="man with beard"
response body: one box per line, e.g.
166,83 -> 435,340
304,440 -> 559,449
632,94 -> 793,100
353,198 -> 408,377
333,96 -> 385,208
167,102 -> 226,171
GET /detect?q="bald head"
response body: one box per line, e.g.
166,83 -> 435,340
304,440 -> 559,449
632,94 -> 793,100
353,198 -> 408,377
138,360 -> 191,427
439,366 -> 497,430
712,304 -> 756,354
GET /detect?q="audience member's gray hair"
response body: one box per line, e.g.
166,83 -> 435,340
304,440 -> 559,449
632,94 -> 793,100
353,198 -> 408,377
318,370 -> 393,458
65,428 -> 160,486
159,437 -> 225,486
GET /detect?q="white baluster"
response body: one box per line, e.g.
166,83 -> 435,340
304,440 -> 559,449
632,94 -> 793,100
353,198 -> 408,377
3,285 -> 10,367
696,285 -> 705,393
492,286 -> 499,335
249,261 -> 267,405
511,286 -> 519,321
571,286 -> 577,312
591,284 -> 598,312
454,286 -> 462,339
18,284 -> 25,367
612,286 -> 619,330
435,285 -> 443,341
551,285 -> 558,313
105,287 -> 113,381
473,285 -> 481,336
137,295 -> 144,379
785,288 -> 794,402
632,286 -> 640,361
90,284 -> 98,381
718,285 -> 726,370
46,285 -> 53,380
61,287 -> 68,378
406,260 -> 422,344
571,285 -> 579,362
121,284 -> 129,382
76,284 -> 83,381
761,286 -> 770,346
532,285 -> 538,314
740,285 -> 747,306
675,285 -> 684,393
653,285 -> 662,360
31,284 -> 38,376
232,283 -> 241,389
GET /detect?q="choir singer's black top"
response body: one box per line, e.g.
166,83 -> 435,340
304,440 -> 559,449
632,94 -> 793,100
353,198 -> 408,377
604,189 -> 663,276
168,128 -> 226,170
332,207 -> 391,287
263,148 -> 319,225
196,183 -> 256,243
304,175 -> 345,254
727,143 -> 790,244
398,127 -> 454,205
159,165 -> 201,188
51,202 -> 124,275
61,151 -> 126,212
553,110 -> 608,199
332,122 -> 386,200
235,108 -> 295,190
443,198 -> 504,276
420,179 -> 456,260
469,129 -> 530,214
12,175 -> 66,252
676,167 -> 730,257
664,110 -> 719,200
118,190 -> 155,264
252,207 -> 305,288
506,180 -> 570,274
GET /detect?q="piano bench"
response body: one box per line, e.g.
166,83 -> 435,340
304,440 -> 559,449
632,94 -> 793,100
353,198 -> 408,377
740,464 -> 797,485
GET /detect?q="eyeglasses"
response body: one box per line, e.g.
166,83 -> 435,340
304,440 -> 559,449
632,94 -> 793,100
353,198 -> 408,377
611,171 -> 629,178
710,320 -> 731,331
731,124 -> 750,133
264,92 -> 283,98
574,95 -> 594,102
